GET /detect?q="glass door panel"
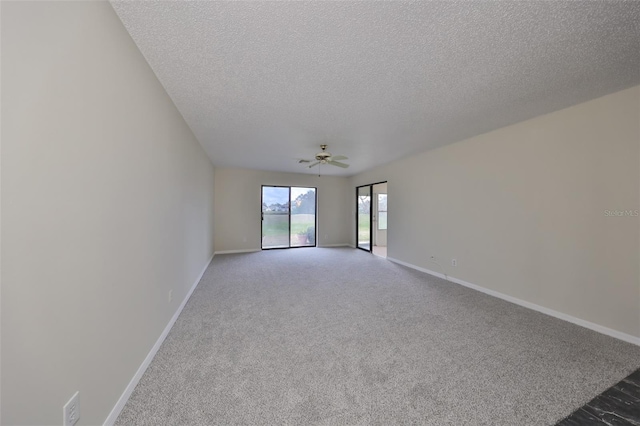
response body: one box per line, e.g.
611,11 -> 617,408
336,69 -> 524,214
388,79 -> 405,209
261,186 -> 290,249
357,185 -> 371,251
290,187 -> 316,247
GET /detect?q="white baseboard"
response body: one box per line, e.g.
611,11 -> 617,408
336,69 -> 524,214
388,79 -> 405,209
214,249 -> 259,255
217,246 -> 352,252
387,257 -> 640,347
103,253 -> 215,425
387,257 -> 447,280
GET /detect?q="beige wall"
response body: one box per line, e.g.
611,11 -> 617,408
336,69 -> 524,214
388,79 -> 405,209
349,86 -> 640,338
215,168 -> 350,251
1,2 -> 215,425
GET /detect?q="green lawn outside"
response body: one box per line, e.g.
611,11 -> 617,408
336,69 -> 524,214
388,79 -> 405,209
263,212 -> 370,242
358,213 -> 370,242
262,213 -> 315,237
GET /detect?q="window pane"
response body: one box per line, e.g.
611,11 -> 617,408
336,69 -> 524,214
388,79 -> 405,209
377,194 -> 387,230
378,211 -> 387,230
378,194 -> 387,211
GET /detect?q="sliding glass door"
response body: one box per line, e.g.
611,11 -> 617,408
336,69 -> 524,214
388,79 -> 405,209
262,186 -> 316,249
357,181 -> 387,253
357,185 -> 371,251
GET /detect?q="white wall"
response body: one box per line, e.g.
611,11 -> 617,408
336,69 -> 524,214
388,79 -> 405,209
349,86 -> 640,339
214,168 -> 350,251
1,2 -> 215,425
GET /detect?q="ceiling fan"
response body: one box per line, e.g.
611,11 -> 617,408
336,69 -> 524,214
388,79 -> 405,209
298,145 -> 349,169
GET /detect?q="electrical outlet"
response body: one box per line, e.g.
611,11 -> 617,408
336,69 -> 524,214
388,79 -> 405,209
325,234 -> 328,240
63,391 -> 80,426
242,236 -> 247,243
451,259 -> 457,267
168,290 -> 173,303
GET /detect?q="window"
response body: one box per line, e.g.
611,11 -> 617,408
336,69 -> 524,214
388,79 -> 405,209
377,193 -> 387,230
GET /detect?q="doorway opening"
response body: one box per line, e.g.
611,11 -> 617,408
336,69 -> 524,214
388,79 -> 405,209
356,181 -> 387,257
261,186 -> 317,250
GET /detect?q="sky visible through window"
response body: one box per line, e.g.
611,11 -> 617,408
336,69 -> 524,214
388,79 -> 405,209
290,187 -> 309,200
262,187 -> 289,206
262,187 -> 314,207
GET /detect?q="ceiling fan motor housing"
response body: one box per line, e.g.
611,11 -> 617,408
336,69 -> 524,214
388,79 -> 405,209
315,152 -> 331,162
315,144 -> 332,163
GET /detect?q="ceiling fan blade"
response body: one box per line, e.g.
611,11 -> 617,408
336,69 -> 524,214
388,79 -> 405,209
331,155 -> 348,161
308,161 -> 320,168
298,159 -> 311,163
329,161 -> 349,168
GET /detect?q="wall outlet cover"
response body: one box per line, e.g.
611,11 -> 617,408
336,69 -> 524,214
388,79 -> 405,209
63,391 -> 80,426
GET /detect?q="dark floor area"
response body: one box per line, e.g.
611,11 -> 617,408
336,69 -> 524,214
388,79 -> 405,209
557,368 -> 640,425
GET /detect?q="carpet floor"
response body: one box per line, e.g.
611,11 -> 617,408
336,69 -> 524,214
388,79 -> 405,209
115,248 -> 640,425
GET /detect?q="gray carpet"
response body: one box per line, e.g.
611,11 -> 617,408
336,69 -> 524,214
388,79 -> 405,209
115,248 -> 640,425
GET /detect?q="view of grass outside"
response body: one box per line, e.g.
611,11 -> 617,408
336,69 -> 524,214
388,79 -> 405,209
292,214 -> 315,236
262,214 -> 315,236
261,213 -> 288,237
358,213 -> 370,243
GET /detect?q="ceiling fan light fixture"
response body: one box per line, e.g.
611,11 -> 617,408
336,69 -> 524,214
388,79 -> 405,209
301,144 -> 350,173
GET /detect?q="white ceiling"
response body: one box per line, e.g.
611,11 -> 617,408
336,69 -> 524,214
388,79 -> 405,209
111,1 -> 640,177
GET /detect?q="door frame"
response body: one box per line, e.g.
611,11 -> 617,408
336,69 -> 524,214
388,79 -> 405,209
261,185 -> 318,250
356,181 -> 386,253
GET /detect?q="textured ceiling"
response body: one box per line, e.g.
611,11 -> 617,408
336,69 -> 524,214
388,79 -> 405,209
111,1 -> 640,176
